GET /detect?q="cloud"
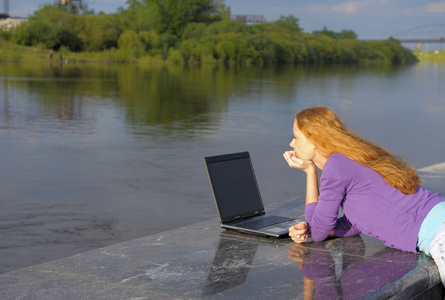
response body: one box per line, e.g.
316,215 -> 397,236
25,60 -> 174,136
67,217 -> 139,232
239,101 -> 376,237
305,4 -> 331,13
332,1 -> 369,13
401,8 -> 414,14
423,2 -> 445,13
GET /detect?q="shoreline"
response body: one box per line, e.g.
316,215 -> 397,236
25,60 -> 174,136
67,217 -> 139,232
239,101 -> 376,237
3,38 -> 440,65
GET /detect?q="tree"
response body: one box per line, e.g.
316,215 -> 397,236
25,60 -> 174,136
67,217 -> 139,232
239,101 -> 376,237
118,30 -> 143,50
125,0 -> 162,32
139,30 -> 159,51
15,5 -> 82,50
75,13 -> 123,51
274,15 -> 303,33
313,26 -> 357,40
125,0 -> 230,36
338,29 -> 358,40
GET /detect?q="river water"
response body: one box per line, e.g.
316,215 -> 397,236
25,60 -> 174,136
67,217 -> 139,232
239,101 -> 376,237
0,62 -> 444,274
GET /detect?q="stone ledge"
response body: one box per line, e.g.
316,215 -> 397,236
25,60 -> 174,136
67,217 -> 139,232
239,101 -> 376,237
0,199 -> 442,299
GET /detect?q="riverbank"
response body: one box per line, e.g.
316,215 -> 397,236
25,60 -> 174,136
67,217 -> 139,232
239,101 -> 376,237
0,38 -> 162,64
0,36 -> 421,65
414,49 -> 445,63
0,199 -> 443,299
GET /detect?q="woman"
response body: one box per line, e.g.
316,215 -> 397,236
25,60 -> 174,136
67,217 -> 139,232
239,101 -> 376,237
283,107 -> 445,286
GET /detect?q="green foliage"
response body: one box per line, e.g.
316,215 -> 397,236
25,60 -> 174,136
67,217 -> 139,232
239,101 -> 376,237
274,15 -> 303,33
338,30 -> 358,40
0,37 -> 25,61
414,49 -> 445,63
313,26 -> 358,40
8,5 -> 123,52
167,48 -> 184,63
125,0 -> 162,32
75,13 -> 123,51
118,30 -> 143,50
181,23 -> 207,41
203,19 -> 247,35
126,0 -> 230,36
139,30 -> 160,51
10,5 -> 80,50
3,2 -> 416,65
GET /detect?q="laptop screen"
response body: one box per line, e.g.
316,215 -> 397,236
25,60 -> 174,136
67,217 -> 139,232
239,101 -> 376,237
205,152 -> 264,222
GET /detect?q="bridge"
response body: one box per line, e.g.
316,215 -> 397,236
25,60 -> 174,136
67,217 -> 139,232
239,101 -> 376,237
227,19 -> 443,45
391,24 -> 445,43
226,17 -> 444,45
395,38 -> 444,43
362,24 -> 445,44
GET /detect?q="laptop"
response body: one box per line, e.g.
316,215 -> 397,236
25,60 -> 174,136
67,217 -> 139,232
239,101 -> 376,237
204,151 -> 299,238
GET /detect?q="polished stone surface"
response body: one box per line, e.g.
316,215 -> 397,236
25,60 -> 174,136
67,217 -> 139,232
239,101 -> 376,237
0,199 -> 443,299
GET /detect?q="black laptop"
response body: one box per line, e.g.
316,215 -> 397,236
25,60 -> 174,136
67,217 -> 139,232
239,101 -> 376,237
204,151 -> 299,238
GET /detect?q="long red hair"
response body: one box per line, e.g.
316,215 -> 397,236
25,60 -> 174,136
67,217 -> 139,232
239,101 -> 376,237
296,107 -> 420,194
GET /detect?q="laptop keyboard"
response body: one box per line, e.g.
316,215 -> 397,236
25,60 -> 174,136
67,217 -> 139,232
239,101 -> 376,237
236,215 -> 294,230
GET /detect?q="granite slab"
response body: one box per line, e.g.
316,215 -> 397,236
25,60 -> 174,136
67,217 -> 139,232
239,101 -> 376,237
0,199 -> 443,299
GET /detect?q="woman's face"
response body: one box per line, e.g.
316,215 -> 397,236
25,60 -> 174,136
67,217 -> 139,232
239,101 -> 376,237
290,120 -> 316,161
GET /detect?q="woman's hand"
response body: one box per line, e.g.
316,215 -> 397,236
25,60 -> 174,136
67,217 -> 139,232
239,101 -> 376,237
283,151 -> 314,173
289,221 -> 310,244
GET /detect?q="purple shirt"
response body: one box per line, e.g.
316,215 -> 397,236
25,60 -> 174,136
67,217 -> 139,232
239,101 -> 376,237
305,153 -> 444,253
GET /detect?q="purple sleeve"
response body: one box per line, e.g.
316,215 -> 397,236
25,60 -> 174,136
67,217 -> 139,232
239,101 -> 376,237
304,177 -> 345,241
333,216 -> 361,237
305,175 -> 359,241
306,204 -> 360,239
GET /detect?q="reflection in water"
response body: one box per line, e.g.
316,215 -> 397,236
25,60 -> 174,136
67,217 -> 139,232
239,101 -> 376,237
0,63 -> 409,133
0,62 -> 444,274
288,236 -> 418,299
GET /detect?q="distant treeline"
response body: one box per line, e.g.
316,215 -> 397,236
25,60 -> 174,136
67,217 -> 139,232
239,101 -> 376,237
0,0 -> 417,64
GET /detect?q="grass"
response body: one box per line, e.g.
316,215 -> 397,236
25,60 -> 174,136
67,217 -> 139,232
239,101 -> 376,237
413,49 -> 445,63
0,38 -> 170,64
0,38 -> 48,62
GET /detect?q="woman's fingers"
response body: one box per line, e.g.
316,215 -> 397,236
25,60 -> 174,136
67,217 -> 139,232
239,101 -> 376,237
289,222 -> 309,243
283,151 -> 313,170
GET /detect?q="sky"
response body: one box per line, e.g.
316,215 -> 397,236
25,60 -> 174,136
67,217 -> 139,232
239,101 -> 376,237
5,0 -> 445,40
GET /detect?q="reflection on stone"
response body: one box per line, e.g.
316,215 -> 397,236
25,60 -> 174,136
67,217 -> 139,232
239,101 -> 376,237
289,235 -> 418,299
202,233 -> 258,297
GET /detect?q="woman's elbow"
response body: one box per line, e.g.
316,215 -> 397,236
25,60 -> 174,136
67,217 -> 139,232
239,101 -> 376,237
307,221 -> 335,242
310,232 -> 329,242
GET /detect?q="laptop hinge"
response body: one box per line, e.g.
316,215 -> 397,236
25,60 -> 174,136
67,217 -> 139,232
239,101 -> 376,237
224,211 -> 265,224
